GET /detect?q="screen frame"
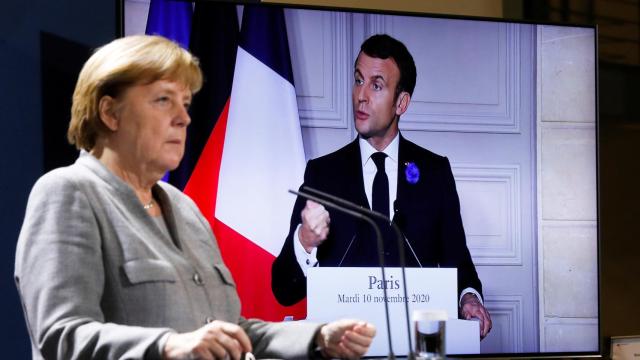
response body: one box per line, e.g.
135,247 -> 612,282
117,0 -> 601,357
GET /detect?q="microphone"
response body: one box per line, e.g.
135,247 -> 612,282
394,200 -> 423,268
289,188 -> 397,360
301,186 -> 415,360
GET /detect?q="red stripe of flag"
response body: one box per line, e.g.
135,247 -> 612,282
183,99 -> 229,220
213,220 -> 307,320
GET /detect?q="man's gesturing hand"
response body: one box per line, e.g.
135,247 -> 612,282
298,200 -> 330,252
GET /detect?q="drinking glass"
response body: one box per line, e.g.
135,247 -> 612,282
413,309 -> 447,360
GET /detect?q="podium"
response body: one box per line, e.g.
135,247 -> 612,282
306,267 -> 480,357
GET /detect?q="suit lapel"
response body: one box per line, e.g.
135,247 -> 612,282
344,138 -> 369,209
394,135 -> 411,223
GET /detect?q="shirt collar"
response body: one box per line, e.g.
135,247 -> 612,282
359,132 -> 400,167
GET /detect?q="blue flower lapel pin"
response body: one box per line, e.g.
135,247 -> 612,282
404,162 -> 420,184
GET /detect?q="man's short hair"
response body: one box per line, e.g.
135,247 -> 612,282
359,34 -> 417,98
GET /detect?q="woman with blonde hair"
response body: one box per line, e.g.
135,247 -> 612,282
15,35 -> 375,360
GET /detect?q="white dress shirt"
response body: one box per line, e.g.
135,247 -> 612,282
293,134 -> 400,275
359,134 -> 399,219
292,134 -> 482,305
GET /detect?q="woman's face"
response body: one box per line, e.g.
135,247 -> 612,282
106,79 -> 192,174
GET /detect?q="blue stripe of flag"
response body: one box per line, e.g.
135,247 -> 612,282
169,2 -> 239,190
145,0 -> 193,182
239,5 -> 294,85
145,0 -> 193,49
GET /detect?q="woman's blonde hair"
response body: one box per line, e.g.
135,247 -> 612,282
67,35 -> 203,150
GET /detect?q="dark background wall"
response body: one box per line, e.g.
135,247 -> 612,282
1,0 -> 637,357
0,0 -> 117,356
599,61 -> 640,348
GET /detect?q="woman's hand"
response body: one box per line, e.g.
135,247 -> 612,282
163,320 -> 252,360
315,319 -> 376,359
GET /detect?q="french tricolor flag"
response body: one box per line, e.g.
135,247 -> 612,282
182,5 -> 307,321
214,5 -> 307,321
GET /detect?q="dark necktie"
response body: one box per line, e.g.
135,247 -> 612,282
371,152 -> 389,218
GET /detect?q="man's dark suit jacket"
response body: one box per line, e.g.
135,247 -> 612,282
272,135 -> 482,306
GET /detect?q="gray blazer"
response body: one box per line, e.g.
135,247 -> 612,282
15,152 -> 318,359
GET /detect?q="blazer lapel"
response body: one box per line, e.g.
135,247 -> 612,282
394,135 -> 411,224
344,138 -> 369,209
154,185 -> 184,251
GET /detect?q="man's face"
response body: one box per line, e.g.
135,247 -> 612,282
352,52 -> 409,150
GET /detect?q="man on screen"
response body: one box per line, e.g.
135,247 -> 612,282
272,34 -> 491,338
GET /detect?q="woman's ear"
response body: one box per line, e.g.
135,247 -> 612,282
395,91 -> 411,116
98,95 -> 120,131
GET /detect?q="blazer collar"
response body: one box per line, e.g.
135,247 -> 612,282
350,134 -> 411,216
358,133 -> 400,167
77,151 -> 185,250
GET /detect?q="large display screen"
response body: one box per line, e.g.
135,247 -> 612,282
124,1 -> 599,356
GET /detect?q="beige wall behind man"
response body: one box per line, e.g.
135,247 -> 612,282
265,0 -> 640,354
